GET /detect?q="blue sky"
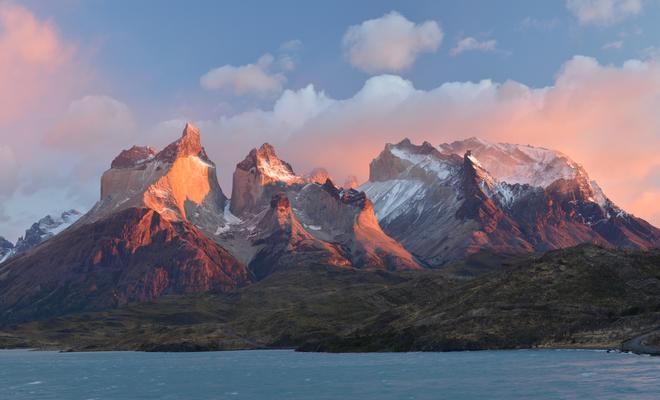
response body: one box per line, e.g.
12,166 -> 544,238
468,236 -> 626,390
1,0 -> 659,241
23,0 -> 660,116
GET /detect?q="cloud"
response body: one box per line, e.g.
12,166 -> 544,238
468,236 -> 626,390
519,17 -> 560,31
0,3 -> 83,126
279,39 -> 303,52
200,54 -> 286,95
602,40 -> 624,50
0,145 -> 18,197
566,0 -> 642,26
342,11 -> 443,73
185,56 -> 660,228
37,95 -> 139,194
277,39 -> 303,72
45,95 -> 136,153
450,37 -> 501,56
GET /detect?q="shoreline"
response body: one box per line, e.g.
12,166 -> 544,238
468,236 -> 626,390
1,343 -> 651,356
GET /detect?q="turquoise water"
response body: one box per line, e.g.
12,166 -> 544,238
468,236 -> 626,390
1,349 -> 659,399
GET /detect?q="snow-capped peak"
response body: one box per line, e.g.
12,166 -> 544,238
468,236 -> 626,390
252,143 -> 304,185
439,138 -> 587,189
386,139 -> 458,182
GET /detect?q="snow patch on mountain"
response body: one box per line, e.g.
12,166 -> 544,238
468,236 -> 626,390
390,147 -> 453,180
10,209 -> 83,256
257,153 -> 302,184
361,179 -> 426,222
440,138 -> 584,188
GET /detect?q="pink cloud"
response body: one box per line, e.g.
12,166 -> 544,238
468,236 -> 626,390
0,3 -> 83,126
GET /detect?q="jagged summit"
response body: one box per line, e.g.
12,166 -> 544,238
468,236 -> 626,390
440,137 -> 587,189
237,143 -> 303,185
226,143 -> 421,272
111,146 -> 157,169
156,122 -> 209,163
87,123 -> 227,229
231,143 -> 305,216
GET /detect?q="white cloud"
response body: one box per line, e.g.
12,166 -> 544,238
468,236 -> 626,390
342,11 -> 443,73
279,39 -> 303,52
200,54 -> 286,95
602,40 -> 624,50
450,37 -> 500,56
566,0 -> 642,26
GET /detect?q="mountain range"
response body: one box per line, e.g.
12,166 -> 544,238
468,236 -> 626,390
0,123 -> 658,323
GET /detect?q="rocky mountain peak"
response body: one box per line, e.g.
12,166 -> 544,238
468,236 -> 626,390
91,123 -> 227,228
111,146 -> 157,169
440,137 -> 588,190
231,143 -> 304,216
155,122 -> 208,163
363,137 -> 659,266
11,210 -> 82,255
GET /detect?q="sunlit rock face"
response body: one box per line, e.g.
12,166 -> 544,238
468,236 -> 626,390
361,138 -> 660,266
230,143 -> 304,216
89,123 -> 228,232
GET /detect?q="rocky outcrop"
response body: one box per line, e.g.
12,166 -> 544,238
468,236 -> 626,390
361,138 -> 660,266
230,143 -> 304,216
249,193 -> 351,279
0,207 -> 250,323
292,179 -> 420,271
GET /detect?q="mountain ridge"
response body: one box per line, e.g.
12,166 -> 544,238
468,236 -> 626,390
0,125 -> 657,323
361,137 -> 659,265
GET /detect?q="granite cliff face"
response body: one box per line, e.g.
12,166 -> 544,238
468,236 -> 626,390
230,143 -> 304,216
361,138 -> 659,266
87,122 -> 229,234
249,192 -> 352,279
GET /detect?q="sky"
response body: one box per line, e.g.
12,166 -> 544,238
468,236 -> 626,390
1,0 -> 659,241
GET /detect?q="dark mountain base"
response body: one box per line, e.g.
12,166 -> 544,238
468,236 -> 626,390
1,245 -> 659,354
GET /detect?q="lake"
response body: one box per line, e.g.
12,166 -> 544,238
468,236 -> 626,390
1,349 -> 659,399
